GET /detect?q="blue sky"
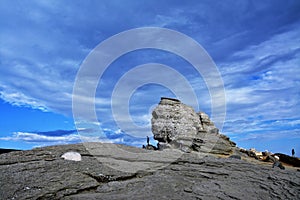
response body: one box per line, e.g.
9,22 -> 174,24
0,0 -> 299,156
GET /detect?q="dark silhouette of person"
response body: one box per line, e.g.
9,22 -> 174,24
292,149 -> 295,157
147,136 -> 149,145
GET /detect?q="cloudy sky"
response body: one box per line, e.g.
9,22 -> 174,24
0,0 -> 299,156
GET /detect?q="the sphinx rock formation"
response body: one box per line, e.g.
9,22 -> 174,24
151,97 -> 236,154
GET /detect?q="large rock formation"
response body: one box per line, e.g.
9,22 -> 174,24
152,97 -> 236,154
0,143 -> 299,199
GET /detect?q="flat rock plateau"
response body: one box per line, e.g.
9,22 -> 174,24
0,143 -> 299,200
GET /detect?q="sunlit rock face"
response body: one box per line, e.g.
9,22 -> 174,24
151,97 -> 236,154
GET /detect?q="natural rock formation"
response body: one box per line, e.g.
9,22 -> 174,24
0,143 -> 299,199
151,97 -> 236,154
274,153 -> 300,167
239,148 -> 260,159
239,148 -> 300,168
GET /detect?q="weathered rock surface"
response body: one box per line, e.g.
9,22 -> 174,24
151,97 -> 236,154
274,153 -> 300,167
1,143 -> 299,200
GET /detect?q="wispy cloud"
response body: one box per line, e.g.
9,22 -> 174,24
0,128 -> 140,147
221,24 -> 300,122
0,132 -> 81,143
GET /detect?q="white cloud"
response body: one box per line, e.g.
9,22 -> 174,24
214,24 -> 300,146
0,131 -> 127,147
0,132 -> 80,143
0,89 -> 48,111
239,129 -> 300,141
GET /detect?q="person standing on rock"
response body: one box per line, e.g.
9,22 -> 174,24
147,136 -> 150,145
292,149 -> 295,157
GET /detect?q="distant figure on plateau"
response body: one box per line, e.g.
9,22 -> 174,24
292,149 -> 295,157
147,136 -> 150,145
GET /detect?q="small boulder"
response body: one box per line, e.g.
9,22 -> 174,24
61,152 -> 82,161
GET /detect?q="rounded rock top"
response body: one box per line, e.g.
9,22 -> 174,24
160,97 -> 181,105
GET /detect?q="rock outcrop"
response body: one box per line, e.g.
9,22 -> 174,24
238,148 -> 300,168
274,153 -> 300,167
0,143 -> 299,200
151,97 -> 236,154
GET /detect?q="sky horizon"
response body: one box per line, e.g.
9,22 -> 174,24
0,0 -> 299,156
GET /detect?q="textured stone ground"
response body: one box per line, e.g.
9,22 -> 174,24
0,143 -> 299,200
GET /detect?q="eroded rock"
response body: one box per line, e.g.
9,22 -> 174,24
151,97 -> 236,154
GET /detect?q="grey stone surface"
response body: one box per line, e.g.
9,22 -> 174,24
0,143 -> 299,200
151,97 -> 236,154
152,97 -> 202,144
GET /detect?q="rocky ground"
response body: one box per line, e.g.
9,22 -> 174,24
0,143 -> 299,200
